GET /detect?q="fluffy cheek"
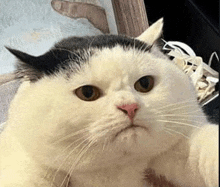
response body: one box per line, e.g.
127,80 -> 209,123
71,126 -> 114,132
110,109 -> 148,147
7,82 -> 92,161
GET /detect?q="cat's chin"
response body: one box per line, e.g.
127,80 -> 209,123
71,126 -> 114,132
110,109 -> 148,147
113,124 -> 150,150
114,124 -> 148,139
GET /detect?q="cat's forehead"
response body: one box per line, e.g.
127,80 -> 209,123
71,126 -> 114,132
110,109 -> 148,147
70,45 -> 160,91
60,35 -> 154,81
88,46 -> 147,78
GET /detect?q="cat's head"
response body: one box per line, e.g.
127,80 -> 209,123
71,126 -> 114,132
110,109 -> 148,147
7,19 -> 205,170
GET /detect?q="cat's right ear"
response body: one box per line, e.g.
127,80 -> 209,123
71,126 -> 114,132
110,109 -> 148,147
5,47 -> 44,82
136,18 -> 163,45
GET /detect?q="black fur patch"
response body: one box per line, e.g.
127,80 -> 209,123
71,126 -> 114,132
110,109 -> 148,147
55,35 -> 151,52
6,35 -> 151,82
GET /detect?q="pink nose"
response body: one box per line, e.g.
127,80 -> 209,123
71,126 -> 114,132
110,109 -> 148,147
117,103 -> 139,122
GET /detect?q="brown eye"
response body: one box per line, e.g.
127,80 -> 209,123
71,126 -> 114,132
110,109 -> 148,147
75,85 -> 101,101
134,76 -> 154,93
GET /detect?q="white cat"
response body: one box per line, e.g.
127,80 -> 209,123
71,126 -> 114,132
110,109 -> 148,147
0,19 -> 218,187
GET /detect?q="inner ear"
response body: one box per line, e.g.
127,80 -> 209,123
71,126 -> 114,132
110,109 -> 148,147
136,18 -> 163,45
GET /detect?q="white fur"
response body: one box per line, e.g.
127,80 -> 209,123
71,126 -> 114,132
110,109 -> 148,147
0,19 -> 218,187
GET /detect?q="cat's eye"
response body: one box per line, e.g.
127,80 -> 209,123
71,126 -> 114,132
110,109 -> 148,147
75,85 -> 101,101
134,76 -> 154,93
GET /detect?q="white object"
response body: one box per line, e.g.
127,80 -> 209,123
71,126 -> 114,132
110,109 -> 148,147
163,40 -> 219,104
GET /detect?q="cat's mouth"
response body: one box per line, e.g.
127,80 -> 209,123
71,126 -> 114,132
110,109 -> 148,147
114,124 -> 148,138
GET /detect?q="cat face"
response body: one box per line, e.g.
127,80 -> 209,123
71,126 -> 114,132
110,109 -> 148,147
7,19 -> 203,171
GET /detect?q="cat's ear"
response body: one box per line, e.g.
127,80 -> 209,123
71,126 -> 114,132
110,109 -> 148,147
6,47 -> 44,82
136,18 -> 163,45
6,47 -> 71,82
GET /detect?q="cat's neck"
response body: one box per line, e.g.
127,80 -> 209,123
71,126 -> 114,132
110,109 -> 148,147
70,162 -> 147,187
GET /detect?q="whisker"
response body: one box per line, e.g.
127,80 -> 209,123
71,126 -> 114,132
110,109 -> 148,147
155,99 -> 197,111
95,124 -> 123,151
60,138 -> 97,187
91,124 -> 125,151
50,135 -> 92,187
164,124 -> 199,129
158,119 -> 201,129
156,104 -> 199,114
51,128 -> 90,145
102,137 -> 108,152
164,127 -> 190,139
157,114 -> 205,117
180,109 -> 203,115
164,129 -> 175,136
168,118 -> 203,124
91,121 -> 126,136
43,134 -> 90,183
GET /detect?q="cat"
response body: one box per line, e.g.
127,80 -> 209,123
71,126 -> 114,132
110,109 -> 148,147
0,18 -> 218,187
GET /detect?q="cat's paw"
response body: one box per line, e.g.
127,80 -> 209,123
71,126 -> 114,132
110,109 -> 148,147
190,125 -> 218,187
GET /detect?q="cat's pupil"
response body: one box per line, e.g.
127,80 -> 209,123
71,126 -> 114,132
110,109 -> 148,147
139,77 -> 149,88
82,86 -> 94,98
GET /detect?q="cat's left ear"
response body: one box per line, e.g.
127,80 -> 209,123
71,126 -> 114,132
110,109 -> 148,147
136,18 -> 163,45
5,47 -> 50,82
6,47 -> 71,82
